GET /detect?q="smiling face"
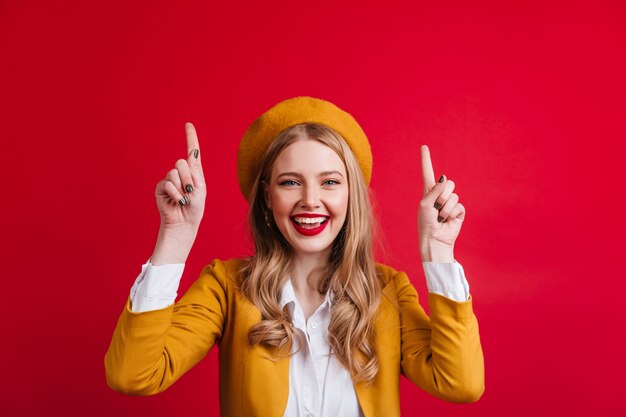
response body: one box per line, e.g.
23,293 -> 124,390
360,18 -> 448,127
265,137 -> 349,258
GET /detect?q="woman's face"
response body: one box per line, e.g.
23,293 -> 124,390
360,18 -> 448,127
266,138 -> 349,258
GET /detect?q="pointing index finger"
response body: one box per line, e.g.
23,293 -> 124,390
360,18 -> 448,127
185,122 -> 205,188
420,145 -> 436,194
185,122 -> 199,154
185,122 -> 200,161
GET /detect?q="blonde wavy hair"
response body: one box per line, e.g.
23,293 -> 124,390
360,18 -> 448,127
239,123 -> 382,384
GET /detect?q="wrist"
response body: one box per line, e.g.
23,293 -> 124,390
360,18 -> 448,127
421,241 -> 454,263
151,226 -> 197,265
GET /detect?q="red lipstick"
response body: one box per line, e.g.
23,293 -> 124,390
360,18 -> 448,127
290,213 -> 330,236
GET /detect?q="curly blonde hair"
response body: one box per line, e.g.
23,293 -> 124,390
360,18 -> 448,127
240,123 -> 382,384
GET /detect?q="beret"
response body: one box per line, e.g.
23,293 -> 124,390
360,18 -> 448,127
237,96 -> 372,201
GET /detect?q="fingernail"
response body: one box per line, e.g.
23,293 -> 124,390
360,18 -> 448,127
434,202 -> 443,210
179,198 -> 187,206
437,215 -> 444,223
193,149 -> 199,159
184,195 -> 190,204
438,175 -> 445,183
185,184 -> 193,193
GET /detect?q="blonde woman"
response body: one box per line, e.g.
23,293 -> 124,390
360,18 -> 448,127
105,97 -> 485,417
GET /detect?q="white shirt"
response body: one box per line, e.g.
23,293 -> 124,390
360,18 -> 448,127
129,259 -> 470,417
279,277 -> 363,417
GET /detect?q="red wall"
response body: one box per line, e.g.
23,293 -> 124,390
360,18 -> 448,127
1,1 -> 625,416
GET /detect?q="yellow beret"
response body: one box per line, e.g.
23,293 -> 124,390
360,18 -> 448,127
237,96 -> 372,201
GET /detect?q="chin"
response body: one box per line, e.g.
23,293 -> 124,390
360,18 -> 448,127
287,238 -> 333,256
276,220 -> 341,257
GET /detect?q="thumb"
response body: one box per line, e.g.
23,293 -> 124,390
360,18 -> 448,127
423,174 -> 446,206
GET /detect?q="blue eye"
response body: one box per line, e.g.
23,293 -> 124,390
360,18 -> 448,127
324,179 -> 340,186
279,180 -> 299,186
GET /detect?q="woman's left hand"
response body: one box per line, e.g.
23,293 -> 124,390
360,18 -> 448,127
418,145 -> 465,262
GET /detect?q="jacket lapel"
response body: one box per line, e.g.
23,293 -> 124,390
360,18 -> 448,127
352,281 -> 396,417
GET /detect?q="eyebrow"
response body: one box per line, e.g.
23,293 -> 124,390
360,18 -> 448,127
276,170 -> 345,179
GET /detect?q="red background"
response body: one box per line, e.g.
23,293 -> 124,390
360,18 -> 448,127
1,1 -> 625,416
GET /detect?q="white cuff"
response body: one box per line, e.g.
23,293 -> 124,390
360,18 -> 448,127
129,258 -> 185,312
422,260 -> 470,302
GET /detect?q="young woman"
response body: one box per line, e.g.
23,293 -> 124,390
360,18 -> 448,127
105,96 -> 485,417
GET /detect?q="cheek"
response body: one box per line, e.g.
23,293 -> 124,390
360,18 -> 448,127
327,193 -> 349,217
270,192 -> 295,215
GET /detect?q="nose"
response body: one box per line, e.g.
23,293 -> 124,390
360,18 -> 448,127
300,184 -> 320,208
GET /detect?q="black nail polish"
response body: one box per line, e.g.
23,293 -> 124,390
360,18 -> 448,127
185,184 -> 193,193
438,175 -> 445,183
434,202 -> 443,210
179,198 -> 186,206
437,215 -> 444,223
193,149 -> 199,159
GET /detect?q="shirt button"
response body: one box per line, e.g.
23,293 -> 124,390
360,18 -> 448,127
311,322 -> 319,329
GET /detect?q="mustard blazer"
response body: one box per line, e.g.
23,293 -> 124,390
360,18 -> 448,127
105,258 -> 484,416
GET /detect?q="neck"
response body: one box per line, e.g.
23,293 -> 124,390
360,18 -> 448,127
290,250 -> 330,294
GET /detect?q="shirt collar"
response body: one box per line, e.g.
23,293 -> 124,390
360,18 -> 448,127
279,278 -> 334,311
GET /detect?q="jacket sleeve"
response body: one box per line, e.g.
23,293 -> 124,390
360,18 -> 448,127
395,270 -> 485,403
104,259 -> 230,395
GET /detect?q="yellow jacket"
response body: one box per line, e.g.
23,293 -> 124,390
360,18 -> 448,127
105,258 -> 484,416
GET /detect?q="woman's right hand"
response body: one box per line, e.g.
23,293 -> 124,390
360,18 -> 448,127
150,123 -> 206,265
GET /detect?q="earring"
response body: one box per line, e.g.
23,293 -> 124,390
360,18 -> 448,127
264,208 -> 271,227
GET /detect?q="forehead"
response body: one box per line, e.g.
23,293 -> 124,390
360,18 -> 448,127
271,138 -> 346,175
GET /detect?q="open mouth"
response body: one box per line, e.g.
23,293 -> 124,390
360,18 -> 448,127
291,216 -> 329,229
290,215 -> 330,236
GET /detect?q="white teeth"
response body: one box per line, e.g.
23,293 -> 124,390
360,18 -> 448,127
294,216 -> 327,224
